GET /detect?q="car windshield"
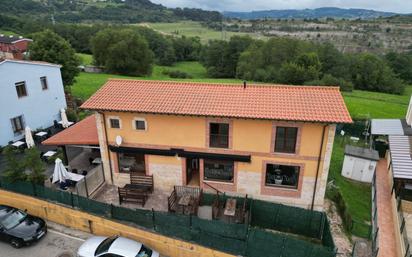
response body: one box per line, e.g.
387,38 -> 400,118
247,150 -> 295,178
0,210 -> 27,230
95,236 -> 117,256
136,245 -> 153,257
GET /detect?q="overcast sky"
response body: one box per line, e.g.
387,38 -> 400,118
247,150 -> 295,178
150,0 -> 412,13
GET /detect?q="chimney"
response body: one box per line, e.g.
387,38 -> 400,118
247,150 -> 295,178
406,95 -> 412,126
243,81 -> 247,89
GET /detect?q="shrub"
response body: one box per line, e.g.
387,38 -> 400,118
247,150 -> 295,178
327,186 -> 353,232
66,108 -> 78,122
2,146 -> 26,183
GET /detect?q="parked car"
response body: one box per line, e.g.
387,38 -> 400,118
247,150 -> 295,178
77,235 -> 159,257
0,205 -> 47,248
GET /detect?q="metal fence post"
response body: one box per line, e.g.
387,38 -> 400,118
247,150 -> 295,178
70,192 -> 74,208
151,208 -> 156,230
110,204 -> 113,218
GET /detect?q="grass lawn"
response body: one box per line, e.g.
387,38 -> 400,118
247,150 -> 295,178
76,53 -> 94,66
328,136 -> 372,238
140,21 -> 266,43
342,87 -> 411,119
71,61 -> 243,100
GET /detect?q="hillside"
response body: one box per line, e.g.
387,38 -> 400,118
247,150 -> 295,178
217,17 -> 412,53
0,0 -> 222,23
223,7 -> 399,20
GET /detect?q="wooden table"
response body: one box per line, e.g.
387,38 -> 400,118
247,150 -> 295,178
35,131 -> 48,137
224,198 -> 237,217
12,141 -> 25,147
43,150 -> 57,158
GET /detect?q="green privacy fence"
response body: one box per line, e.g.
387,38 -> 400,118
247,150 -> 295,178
0,180 -> 336,257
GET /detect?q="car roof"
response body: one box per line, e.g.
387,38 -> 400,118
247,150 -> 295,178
107,237 -> 142,257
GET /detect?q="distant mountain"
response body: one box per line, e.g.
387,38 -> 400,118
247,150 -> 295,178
223,7 -> 400,20
1,0 -> 222,23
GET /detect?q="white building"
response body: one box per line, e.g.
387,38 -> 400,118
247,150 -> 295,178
0,59 -> 67,146
341,145 -> 379,183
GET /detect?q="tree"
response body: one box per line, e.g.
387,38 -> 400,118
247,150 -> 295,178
2,146 -> 26,183
385,51 -> 412,83
305,74 -> 354,92
350,53 -> 405,94
29,30 -> 80,86
201,36 -> 253,78
24,148 -> 46,185
91,29 -> 154,76
278,62 -> 307,85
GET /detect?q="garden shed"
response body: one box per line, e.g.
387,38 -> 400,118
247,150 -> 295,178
341,145 -> 380,183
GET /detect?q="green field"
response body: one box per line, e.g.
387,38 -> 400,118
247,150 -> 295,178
72,61 -> 243,100
140,21 -> 266,43
343,87 -> 411,119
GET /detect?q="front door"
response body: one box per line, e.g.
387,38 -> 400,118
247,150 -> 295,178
186,158 -> 200,186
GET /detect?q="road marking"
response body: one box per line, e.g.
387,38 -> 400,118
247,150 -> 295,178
48,229 -> 86,242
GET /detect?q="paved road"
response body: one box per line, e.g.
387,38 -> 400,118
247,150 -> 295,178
0,228 -> 85,257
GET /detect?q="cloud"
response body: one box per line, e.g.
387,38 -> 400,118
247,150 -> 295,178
150,0 -> 412,13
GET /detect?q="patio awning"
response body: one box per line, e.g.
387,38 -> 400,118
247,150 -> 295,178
42,115 -> 99,146
389,135 -> 412,179
371,119 -> 404,136
109,145 -> 251,162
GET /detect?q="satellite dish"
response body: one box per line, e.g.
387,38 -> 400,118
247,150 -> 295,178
115,135 -> 123,146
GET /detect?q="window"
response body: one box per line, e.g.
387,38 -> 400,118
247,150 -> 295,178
109,118 -> 120,129
95,236 -> 117,256
134,119 -> 146,130
204,160 -> 234,182
265,164 -> 300,189
118,153 -> 145,173
15,81 -> 27,98
274,127 -> 298,153
40,76 -> 48,90
209,123 -> 229,148
10,115 -> 24,134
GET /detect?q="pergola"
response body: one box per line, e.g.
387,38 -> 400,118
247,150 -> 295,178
42,115 -> 99,164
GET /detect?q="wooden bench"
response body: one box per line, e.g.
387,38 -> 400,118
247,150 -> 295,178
118,187 -> 148,206
130,174 -> 153,193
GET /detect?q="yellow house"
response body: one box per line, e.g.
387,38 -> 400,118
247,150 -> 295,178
81,79 -> 352,211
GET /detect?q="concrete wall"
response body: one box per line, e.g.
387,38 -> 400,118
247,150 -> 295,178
96,111 -> 336,210
0,61 -> 66,146
0,189 -> 235,257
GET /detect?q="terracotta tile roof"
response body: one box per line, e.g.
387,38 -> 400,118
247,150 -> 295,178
42,115 -> 98,146
81,79 -> 352,123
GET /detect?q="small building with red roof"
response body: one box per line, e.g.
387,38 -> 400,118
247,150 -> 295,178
0,35 -> 32,60
80,79 -> 352,210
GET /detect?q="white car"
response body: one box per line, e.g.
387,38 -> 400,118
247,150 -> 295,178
77,235 -> 160,257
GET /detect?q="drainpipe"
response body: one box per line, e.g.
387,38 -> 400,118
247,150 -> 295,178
311,124 -> 328,211
100,112 -> 114,184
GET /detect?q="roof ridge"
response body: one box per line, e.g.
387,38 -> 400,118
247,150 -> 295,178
106,78 -> 340,90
